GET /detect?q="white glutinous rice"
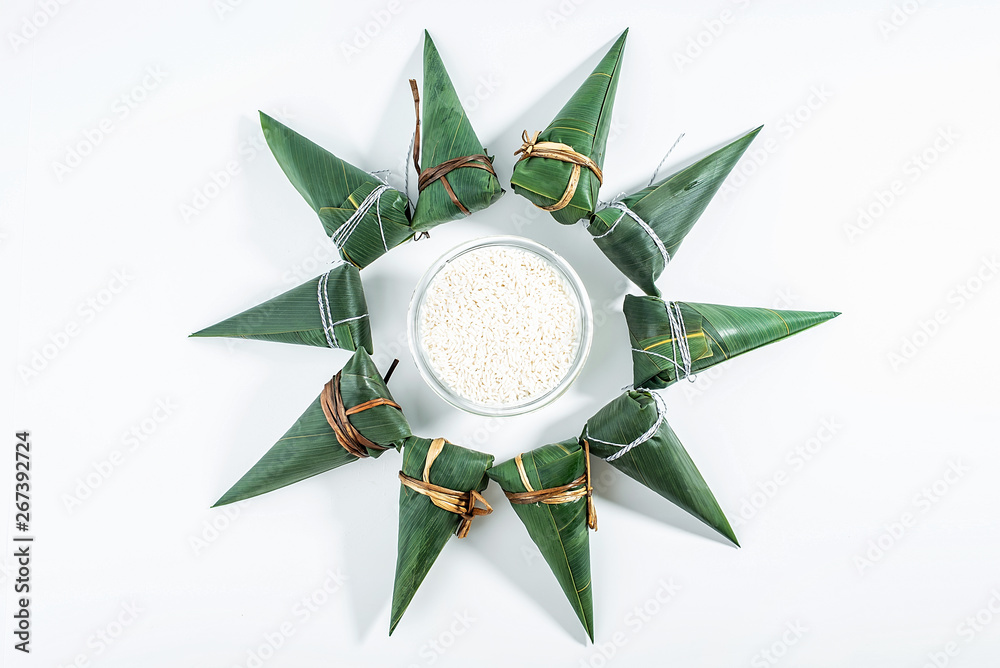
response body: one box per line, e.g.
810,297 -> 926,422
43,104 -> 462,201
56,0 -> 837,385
419,245 -> 581,406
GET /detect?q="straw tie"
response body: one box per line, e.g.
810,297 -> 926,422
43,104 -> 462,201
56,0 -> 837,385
319,370 -> 401,459
408,80 -> 498,216
398,438 -> 493,538
514,130 -> 604,212
505,440 -> 598,531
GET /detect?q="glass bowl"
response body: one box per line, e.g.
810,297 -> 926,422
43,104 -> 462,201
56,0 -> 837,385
407,235 -> 593,417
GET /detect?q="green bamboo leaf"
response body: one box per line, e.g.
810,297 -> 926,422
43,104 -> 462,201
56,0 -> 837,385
260,112 -> 413,269
583,391 -> 737,545
624,296 -> 840,389
410,31 -> 504,231
190,263 -> 372,352
511,29 -> 628,224
488,439 -> 594,640
587,126 -> 762,295
390,436 -> 493,635
213,348 -> 410,507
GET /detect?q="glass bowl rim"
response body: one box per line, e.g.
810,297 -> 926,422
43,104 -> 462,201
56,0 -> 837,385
406,234 -> 594,417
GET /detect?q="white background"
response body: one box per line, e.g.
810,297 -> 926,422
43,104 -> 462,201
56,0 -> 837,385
4,1 -> 1000,666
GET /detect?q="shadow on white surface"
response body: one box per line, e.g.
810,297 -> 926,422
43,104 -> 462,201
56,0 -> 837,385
321,458 -> 399,641
467,483 -> 592,645
590,457 -> 739,548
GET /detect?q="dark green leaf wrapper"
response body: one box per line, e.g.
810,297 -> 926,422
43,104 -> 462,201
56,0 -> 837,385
510,30 -> 627,224
488,439 -> 595,640
624,296 -> 840,389
261,112 -> 413,269
190,263 -> 372,352
214,348 -> 410,507
587,127 -> 762,295
391,437 -> 493,635
411,31 -> 503,231
583,391 -> 737,545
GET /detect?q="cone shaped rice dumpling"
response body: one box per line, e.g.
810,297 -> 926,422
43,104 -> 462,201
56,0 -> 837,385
624,296 -> 840,389
583,390 -> 737,545
409,31 -> 503,231
260,112 -> 414,269
190,263 -> 372,352
587,127 -> 762,296
488,439 -> 597,640
213,349 -> 409,507
390,437 -> 493,635
510,29 -> 627,225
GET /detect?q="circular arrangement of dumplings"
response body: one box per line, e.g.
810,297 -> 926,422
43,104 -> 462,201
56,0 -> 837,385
192,29 -> 839,640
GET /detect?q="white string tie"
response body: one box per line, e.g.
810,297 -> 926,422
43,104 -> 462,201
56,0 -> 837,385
331,184 -> 391,252
647,132 -> 685,187
631,301 -> 695,383
596,201 -> 671,269
587,391 -> 669,463
316,269 -> 368,348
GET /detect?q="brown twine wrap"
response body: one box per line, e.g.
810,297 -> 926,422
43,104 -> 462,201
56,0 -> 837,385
504,440 -> 598,531
408,79 -> 498,216
513,130 -> 604,213
319,371 -> 402,459
398,438 -> 493,538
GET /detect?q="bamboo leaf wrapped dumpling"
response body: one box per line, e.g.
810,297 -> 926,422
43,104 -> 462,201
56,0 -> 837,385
190,263 -> 372,352
511,30 -> 628,224
391,437 -> 493,635
488,439 -> 597,640
587,127 -> 762,296
214,348 -> 409,506
261,112 -> 414,269
624,296 -> 840,389
408,31 -> 503,231
582,390 -> 737,545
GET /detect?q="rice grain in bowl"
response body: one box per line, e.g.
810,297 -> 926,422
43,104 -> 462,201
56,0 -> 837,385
408,236 -> 593,416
